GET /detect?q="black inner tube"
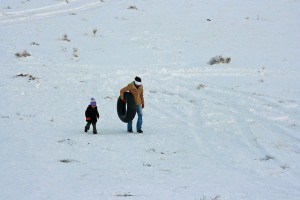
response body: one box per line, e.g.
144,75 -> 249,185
117,92 -> 136,123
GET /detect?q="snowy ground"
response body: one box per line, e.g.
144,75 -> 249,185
0,0 -> 300,199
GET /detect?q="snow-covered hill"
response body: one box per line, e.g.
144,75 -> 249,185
1,0 -> 299,199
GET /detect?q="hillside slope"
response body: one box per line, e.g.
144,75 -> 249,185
0,0 -> 300,199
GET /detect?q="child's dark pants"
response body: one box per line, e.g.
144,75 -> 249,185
85,122 -> 97,134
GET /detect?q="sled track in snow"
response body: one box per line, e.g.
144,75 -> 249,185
0,0 -> 106,25
146,67 -> 300,169
200,83 -> 299,161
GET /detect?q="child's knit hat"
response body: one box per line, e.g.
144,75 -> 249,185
90,98 -> 97,106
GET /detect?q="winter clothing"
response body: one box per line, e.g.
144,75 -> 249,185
135,81 -> 142,86
134,76 -> 142,86
85,122 -> 97,134
85,99 -> 100,134
127,104 -> 143,132
135,76 -> 142,82
90,98 -> 97,106
120,77 -> 145,133
85,105 -> 99,123
120,82 -> 144,106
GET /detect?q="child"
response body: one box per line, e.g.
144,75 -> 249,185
85,98 -> 100,134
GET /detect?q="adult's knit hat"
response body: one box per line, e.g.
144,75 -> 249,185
135,76 -> 142,85
135,76 -> 142,82
90,98 -> 97,106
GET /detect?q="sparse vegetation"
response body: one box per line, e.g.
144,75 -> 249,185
31,41 -> 39,46
128,5 -> 138,10
197,195 -> 221,200
93,28 -> 97,36
115,193 -> 134,197
281,164 -> 289,170
60,159 -> 71,163
15,50 -> 31,57
72,48 -> 79,57
260,155 -> 275,161
197,84 -> 206,90
146,148 -> 156,152
208,55 -> 231,65
143,162 -> 152,167
14,73 -> 38,81
62,33 -> 70,42
60,158 -> 79,163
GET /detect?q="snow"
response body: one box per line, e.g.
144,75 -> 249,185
0,0 -> 300,199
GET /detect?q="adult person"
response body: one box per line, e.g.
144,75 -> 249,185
120,76 -> 145,133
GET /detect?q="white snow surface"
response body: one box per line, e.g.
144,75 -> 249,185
1,0 -> 300,199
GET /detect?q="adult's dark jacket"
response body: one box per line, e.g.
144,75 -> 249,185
85,105 -> 100,123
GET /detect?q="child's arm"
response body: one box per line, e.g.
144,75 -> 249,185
85,108 -> 89,117
96,109 -> 100,119
85,108 -> 91,121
